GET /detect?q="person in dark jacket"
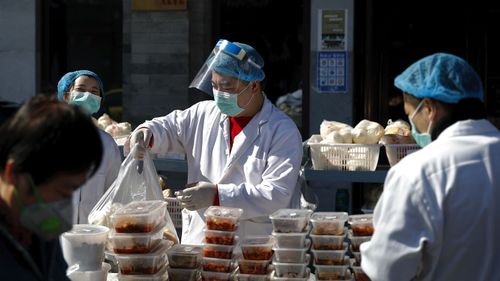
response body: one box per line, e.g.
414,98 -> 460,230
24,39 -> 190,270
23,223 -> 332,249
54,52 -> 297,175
0,95 -> 102,280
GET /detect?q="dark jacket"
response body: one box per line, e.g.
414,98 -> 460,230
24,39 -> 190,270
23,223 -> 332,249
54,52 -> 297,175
0,224 -> 70,281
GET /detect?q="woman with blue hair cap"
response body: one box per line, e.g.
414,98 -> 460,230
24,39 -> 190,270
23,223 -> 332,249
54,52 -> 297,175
57,70 -> 121,224
125,39 -> 303,244
361,53 -> 500,280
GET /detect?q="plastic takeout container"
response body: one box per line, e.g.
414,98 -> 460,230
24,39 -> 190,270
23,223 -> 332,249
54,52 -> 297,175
310,233 -> 346,250
66,262 -> 111,281
109,222 -> 166,254
310,212 -> 348,235
166,266 -> 199,281
271,231 -> 309,249
311,243 -> 348,266
235,272 -> 271,281
314,264 -> 349,281
273,246 -> 310,264
111,200 -> 166,233
116,240 -> 172,275
348,214 -> 374,236
348,231 -> 371,252
204,229 -> 237,245
240,235 -> 275,260
238,259 -> 271,275
270,268 -> 310,281
272,261 -> 308,278
201,270 -> 232,281
203,243 -> 236,259
269,209 -> 313,233
202,257 -> 233,273
204,206 -> 243,231
61,224 -> 110,271
351,266 -> 370,281
167,244 -> 203,269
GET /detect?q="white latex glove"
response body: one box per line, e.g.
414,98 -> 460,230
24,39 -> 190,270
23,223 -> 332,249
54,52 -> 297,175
124,127 -> 152,158
175,181 -> 216,211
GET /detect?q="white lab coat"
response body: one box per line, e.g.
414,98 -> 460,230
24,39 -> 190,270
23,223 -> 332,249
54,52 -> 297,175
361,119 -> 500,281
72,129 -> 122,224
142,97 -> 303,244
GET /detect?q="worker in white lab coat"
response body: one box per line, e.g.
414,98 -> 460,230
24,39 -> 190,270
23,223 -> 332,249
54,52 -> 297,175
126,39 -> 303,244
360,53 -> 500,280
57,70 -> 122,223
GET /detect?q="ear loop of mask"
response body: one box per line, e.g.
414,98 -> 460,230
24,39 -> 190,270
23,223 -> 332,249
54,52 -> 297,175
238,82 -> 255,109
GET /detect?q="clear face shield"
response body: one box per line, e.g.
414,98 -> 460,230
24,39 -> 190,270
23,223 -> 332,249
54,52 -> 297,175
189,39 -> 265,96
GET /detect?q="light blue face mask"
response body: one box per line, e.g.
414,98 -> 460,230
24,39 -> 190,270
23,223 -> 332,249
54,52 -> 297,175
213,83 -> 252,116
409,100 -> 433,147
69,91 -> 101,115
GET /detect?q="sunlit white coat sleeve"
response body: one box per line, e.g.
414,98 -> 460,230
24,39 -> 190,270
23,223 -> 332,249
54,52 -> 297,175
73,129 -> 122,224
361,119 -> 500,281
141,97 -> 303,244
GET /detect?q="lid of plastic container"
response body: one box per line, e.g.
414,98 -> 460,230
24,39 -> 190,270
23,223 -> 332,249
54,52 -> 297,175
167,244 -> 203,256
64,224 -> 110,236
310,212 -> 348,223
348,214 -> 373,223
204,206 -> 243,219
240,235 -> 275,246
113,200 -> 166,216
269,209 -> 313,220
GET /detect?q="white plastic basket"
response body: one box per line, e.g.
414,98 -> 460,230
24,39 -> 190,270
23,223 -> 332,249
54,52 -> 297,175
164,197 -> 182,229
307,135 -> 381,171
384,144 -> 421,167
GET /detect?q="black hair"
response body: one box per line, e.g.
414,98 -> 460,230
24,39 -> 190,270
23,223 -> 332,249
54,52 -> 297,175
0,95 -> 102,186
403,93 -> 486,140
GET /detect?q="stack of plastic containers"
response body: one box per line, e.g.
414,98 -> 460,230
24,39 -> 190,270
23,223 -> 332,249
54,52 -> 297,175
109,200 -> 171,281
309,212 -> 352,281
166,244 -> 203,281
269,209 -> 313,281
236,235 -> 275,281
202,206 -> 243,281
348,214 -> 373,281
61,224 -> 111,281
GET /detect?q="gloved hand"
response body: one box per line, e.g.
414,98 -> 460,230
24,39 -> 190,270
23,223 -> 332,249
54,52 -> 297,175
124,127 -> 152,158
175,181 -> 216,211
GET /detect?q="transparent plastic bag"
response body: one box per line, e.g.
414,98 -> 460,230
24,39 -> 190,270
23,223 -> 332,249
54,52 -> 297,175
88,143 -> 179,243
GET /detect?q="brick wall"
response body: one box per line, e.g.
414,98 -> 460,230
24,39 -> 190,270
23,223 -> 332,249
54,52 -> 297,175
122,0 -> 189,128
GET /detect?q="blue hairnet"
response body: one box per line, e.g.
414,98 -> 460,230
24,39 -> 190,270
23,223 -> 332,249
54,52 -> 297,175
212,42 -> 265,82
57,70 -> 104,101
394,53 -> 483,103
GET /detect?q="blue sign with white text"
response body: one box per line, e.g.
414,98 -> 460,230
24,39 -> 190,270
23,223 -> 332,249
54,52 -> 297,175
317,51 -> 347,93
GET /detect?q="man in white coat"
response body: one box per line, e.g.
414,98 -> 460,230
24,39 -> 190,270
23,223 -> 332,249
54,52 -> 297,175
57,70 -> 122,224
126,39 -> 303,244
360,53 -> 500,280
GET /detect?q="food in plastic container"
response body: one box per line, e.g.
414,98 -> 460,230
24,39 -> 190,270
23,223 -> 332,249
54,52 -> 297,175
202,257 -> 233,273
109,221 -> 166,254
238,259 -> 271,275
167,244 -> 203,268
270,268 -> 310,281
111,200 -> 166,233
351,266 -> 371,281
204,206 -> 243,231
271,231 -> 309,249
201,270 -> 232,281
348,215 -> 374,236
314,264 -> 349,280
167,266 -> 200,281
235,272 -> 271,281
272,247 -> 310,264
60,224 -> 110,271
311,243 -> 348,265
272,261 -> 308,278
269,209 -> 313,233
310,233 -> 346,250
310,212 -> 348,235
204,229 -> 237,245
240,235 -> 275,260
116,240 -> 172,275
203,243 -> 235,259
348,232 -> 371,252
